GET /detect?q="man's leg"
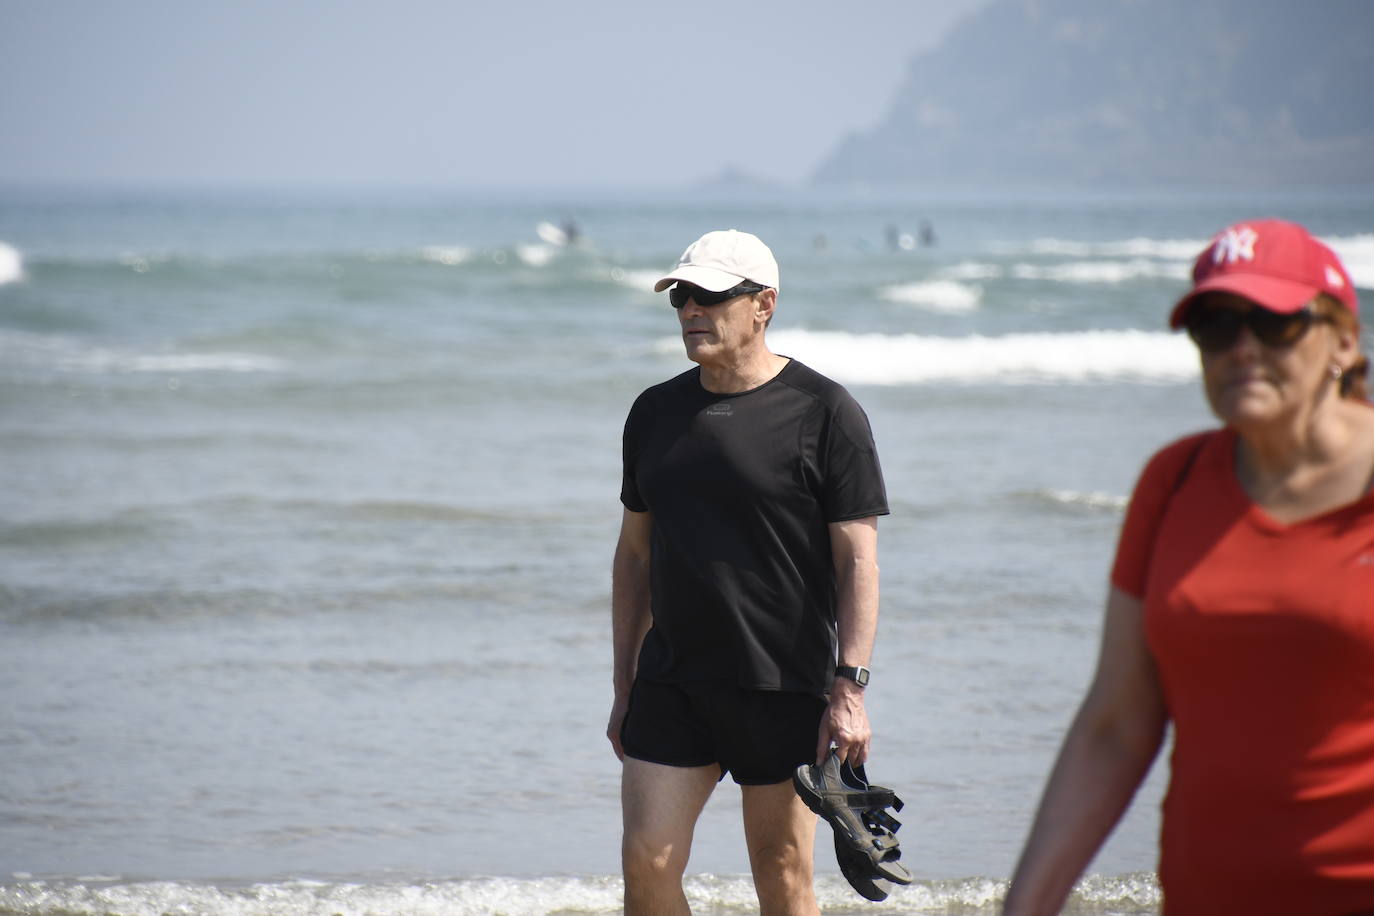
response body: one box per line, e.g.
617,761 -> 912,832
741,779 -> 821,916
621,756 -> 719,916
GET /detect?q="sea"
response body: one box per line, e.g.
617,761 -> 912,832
2,184 -> 1372,916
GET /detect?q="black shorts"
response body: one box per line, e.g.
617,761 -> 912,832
620,678 -> 826,785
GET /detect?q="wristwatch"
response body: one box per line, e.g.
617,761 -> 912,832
834,665 -> 870,688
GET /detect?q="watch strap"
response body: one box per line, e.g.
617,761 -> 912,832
835,665 -> 870,687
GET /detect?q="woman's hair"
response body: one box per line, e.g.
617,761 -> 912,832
1315,292 -> 1370,401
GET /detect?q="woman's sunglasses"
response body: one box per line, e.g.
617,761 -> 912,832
669,282 -> 768,309
1184,306 -> 1328,353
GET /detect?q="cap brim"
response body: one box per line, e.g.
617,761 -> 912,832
653,265 -> 747,293
1168,274 -> 1319,328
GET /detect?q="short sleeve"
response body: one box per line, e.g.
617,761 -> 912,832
620,396 -> 649,512
1110,433 -> 1211,597
819,395 -> 889,522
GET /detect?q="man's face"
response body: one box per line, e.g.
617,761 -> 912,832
674,284 -> 773,366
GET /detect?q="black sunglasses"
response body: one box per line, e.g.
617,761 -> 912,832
669,282 -> 768,309
1184,306 -> 1328,353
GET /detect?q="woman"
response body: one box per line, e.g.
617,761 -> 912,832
1003,219 -> 1374,915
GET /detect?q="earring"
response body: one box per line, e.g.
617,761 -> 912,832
1331,363 -> 1344,380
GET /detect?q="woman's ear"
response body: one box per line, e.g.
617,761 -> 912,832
1330,318 -> 1360,373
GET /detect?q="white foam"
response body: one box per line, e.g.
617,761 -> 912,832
0,242 -> 24,284
117,252 -> 170,274
731,328 -> 1201,385
1040,488 -> 1129,511
1011,259 -> 1191,284
515,244 -> 558,268
101,352 -> 285,373
419,246 -> 472,266
610,268 -> 665,293
1008,233 -> 1374,291
0,872 -> 1150,916
1017,237 -> 1205,260
0,876 -> 623,916
1326,233 -> 1374,290
939,260 -> 1004,281
879,280 -> 982,312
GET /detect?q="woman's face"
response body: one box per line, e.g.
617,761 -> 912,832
1189,292 -> 1343,430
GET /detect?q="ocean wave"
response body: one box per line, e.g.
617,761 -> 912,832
1329,233 -> 1374,289
878,280 -> 982,312
0,330 -> 285,374
0,517 -> 163,549
1031,488 -> 1130,511
418,245 -> 473,266
700,328 -> 1200,385
608,267 -> 664,294
0,242 -> 24,285
88,352 -> 285,373
17,245 -> 539,275
265,497 -> 533,524
939,261 -> 1004,281
0,872 -> 1161,915
2,579 -> 523,626
1010,233 -> 1374,291
1011,260 -> 1190,284
515,244 -> 559,268
1015,237 -> 1204,260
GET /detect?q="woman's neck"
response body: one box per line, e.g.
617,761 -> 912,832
1234,399 -> 1374,520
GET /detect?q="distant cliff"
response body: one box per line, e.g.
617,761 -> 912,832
813,0 -> 1374,187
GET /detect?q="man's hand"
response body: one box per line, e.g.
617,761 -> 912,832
607,692 -> 631,761
816,677 -> 871,766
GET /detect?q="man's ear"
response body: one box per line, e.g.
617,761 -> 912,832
755,287 -> 778,325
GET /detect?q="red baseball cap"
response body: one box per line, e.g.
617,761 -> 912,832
1169,219 -> 1358,328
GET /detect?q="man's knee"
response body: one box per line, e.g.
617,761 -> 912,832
749,834 -> 813,881
622,829 -> 696,916
622,828 -> 689,882
749,839 -> 817,916
741,781 -> 819,913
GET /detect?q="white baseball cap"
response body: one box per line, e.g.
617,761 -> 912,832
653,229 -> 780,293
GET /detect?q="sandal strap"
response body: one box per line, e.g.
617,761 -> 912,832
827,788 -> 896,808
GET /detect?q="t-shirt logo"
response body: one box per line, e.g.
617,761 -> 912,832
1212,226 -> 1258,265
705,403 -> 734,417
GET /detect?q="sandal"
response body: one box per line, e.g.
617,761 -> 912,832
794,751 -> 914,897
834,832 -> 894,902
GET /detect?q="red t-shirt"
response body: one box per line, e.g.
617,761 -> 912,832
1112,428 -> 1374,916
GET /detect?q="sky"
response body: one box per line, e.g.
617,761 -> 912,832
0,0 -> 987,190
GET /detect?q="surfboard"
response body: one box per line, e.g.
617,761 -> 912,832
536,221 -> 569,247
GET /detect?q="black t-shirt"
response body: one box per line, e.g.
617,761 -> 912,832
620,359 -> 889,694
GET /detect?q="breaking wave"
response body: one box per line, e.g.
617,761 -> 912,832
0,242 -> 24,285
879,280 -> 982,312
755,328 -> 1198,385
0,330 -> 285,374
0,872 -> 1161,916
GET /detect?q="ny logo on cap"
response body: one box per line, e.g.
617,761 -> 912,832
1212,226 -> 1259,265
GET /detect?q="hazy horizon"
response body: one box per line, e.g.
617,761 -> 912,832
1,0 -> 987,190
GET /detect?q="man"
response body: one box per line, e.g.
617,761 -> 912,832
607,229 -> 889,915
